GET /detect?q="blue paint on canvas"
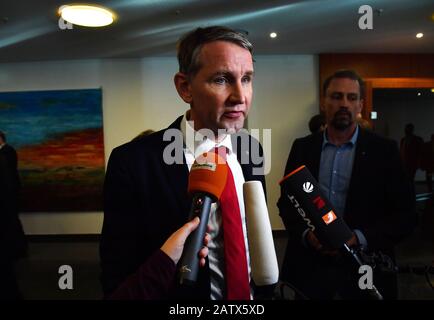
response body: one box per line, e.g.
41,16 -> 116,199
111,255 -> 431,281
0,89 -> 102,148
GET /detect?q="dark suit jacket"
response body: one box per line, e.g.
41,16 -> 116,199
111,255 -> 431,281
100,116 -> 266,299
0,144 -> 27,261
277,128 -> 415,294
0,144 -> 20,195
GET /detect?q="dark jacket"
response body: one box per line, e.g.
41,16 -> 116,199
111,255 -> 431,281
100,116 -> 266,299
278,128 -> 415,298
0,144 -> 27,261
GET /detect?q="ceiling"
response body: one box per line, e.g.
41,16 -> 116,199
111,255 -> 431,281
0,0 -> 433,63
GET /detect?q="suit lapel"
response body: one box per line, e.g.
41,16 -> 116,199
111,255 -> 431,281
308,133 -> 324,180
159,116 -> 190,215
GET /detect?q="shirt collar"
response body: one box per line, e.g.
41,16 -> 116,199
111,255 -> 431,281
0,143 -> 5,150
181,111 -> 233,159
322,125 -> 359,148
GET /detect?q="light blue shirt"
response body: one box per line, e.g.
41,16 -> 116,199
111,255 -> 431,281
316,126 -> 367,248
319,126 -> 359,217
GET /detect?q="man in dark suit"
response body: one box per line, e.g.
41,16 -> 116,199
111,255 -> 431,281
100,26 -> 267,300
0,131 -> 27,300
277,70 -> 415,300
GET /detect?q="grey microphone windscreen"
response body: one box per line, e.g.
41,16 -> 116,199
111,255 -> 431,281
243,181 -> 279,286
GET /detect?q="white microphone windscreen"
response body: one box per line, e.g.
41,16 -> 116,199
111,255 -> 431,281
243,181 -> 279,286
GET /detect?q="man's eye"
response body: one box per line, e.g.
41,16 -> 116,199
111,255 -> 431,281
348,95 -> 359,101
242,76 -> 252,83
331,93 -> 342,100
214,77 -> 228,84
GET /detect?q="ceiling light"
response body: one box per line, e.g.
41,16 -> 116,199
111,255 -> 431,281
58,5 -> 115,27
431,88 -> 434,93
417,92 -> 421,96
270,32 -> 277,38
416,33 -> 423,38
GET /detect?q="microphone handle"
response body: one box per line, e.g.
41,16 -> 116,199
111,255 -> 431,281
178,192 -> 213,285
343,244 -> 384,300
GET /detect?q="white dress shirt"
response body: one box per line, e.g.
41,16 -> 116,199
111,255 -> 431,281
180,112 -> 252,300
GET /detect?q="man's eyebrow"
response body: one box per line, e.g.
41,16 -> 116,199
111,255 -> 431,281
210,70 -> 255,77
330,91 -> 358,95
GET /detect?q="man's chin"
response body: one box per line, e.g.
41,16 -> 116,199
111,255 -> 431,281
331,120 -> 352,131
220,121 -> 245,134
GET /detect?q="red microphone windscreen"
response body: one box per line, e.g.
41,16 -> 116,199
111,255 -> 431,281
188,151 -> 228,200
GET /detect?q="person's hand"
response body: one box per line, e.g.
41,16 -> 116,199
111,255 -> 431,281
306,230 -> 322,251
160,217 -> 210,266
345,232 -> 359,248
306,230 -> 339,257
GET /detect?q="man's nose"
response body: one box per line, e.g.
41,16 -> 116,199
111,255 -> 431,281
228,81 -> 246,105
340,95 -> 351,108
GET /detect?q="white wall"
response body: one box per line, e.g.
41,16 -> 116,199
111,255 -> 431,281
250,56 -> 319,229
0,56 -> 318,234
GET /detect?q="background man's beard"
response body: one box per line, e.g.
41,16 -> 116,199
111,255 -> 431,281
331,110 -> 353,131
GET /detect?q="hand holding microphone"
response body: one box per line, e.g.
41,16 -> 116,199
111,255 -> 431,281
279,165 -> 383,300
306,230 -> 359,256
161,217 -> 210,266
178,151 -> 228,285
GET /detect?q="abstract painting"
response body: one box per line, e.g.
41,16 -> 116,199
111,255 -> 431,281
0,89 -> 104,212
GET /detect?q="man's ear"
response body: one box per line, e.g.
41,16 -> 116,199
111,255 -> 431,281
358,99 -> 364,114
174,72 -> 192,103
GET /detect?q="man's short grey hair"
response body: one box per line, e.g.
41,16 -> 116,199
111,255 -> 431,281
177,26 -> 253,77
323,69 -> 365,98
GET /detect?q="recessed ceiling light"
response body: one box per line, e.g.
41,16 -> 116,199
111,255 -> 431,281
417,92 -> 421,96
431,88 -> 434,93
270,32 -> 277,38
58,4 -> 115,27
416,32 -> 424,38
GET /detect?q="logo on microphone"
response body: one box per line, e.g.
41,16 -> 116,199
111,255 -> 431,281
191,162 -> 217,172
302,182 -> 314,193
322,210 -> 337,225
313,196 -> 325,210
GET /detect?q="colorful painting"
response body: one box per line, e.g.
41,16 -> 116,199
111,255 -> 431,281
0,89 -> 104,212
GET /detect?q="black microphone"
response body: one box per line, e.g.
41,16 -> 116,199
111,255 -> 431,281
178,151 -> 228,285
279,165 -> 384,300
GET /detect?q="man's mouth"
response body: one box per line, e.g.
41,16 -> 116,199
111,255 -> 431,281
335,110 -> 351,118
223,111 -> 244,119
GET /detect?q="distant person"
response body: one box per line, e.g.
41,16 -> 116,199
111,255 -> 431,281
400,123 -> 424,181
278,70 -> 415,300
308,114 -> 326,134
421,134 -> 434,193
0,131 -> 27,300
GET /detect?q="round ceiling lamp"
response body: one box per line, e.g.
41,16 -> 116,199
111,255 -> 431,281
58,4 -> 115,27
